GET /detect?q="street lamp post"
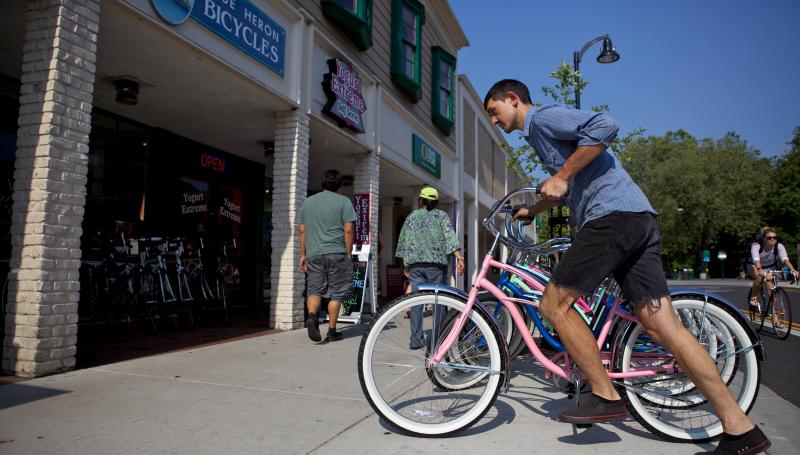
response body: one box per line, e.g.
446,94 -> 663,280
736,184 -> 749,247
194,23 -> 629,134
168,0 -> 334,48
550,36 -> 620,239
573,34 -> 620,110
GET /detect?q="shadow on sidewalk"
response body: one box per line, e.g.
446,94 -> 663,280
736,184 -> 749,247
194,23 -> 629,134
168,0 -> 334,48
0,382 -> 69,410
76,309 -> 280,369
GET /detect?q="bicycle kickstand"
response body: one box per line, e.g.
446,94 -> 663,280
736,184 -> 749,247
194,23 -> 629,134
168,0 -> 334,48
571,375 -> 593,430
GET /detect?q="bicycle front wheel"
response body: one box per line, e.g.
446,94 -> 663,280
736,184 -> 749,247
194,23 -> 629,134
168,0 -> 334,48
771,288 -> 792,340
615,298 -> 760,443
358,291 -> 505,437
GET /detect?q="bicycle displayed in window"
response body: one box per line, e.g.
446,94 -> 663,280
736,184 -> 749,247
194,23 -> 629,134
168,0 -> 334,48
79,234 -> 234,334
747,269 -> 796,340
192,238 -> 237,323
79,250 -> 135,339
358,187 -> 763,442
170,238 -> 196,329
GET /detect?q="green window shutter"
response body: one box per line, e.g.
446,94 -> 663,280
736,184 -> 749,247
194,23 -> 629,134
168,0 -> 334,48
431,46 -> 455,135
390,0 -> 424,103
321,0 -> 373,51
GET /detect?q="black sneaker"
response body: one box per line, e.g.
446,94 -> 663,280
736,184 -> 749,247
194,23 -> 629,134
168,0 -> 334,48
326,329 -> 343,342
559,394 -> 627,424
694,426 -> 771,455
305,314 -> 321,342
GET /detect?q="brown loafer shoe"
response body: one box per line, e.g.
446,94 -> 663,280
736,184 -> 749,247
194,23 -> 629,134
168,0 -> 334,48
694,425 -> 771,455
559,394 -> 627,424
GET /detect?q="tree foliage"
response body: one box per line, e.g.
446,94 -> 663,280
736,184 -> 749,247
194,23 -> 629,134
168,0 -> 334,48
765,127 -> 800,248
621,131 -> 771,272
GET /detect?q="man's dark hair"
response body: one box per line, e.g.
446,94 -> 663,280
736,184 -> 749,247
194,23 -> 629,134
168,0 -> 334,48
321,169 -> 343,191
483,79 -> 532,109
419,198 -> 438,210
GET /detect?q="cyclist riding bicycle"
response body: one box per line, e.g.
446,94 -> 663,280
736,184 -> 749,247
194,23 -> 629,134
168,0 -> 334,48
746,227 -> 799,324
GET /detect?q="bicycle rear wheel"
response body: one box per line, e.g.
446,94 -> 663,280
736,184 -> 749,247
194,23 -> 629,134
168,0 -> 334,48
615,298 -> 760,443
358,291 -> 505,437
481,299 -> 513,348
509,302 -> 535,359
771,288 -> 792,340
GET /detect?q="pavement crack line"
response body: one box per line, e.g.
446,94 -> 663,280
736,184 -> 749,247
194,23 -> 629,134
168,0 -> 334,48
92,368 -> 364,402
304,411 -> 377,455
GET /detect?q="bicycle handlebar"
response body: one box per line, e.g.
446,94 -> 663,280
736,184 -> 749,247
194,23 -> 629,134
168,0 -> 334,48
482,186 -> 541,239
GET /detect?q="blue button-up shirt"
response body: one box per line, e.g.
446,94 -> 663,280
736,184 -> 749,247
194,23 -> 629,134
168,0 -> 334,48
523,104 -> 655,227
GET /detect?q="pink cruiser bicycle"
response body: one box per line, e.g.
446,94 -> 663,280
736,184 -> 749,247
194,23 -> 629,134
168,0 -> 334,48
358,187 -> 763,442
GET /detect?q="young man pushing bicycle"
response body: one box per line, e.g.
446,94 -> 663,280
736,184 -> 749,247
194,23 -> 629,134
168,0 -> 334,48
484,79 -> 770,455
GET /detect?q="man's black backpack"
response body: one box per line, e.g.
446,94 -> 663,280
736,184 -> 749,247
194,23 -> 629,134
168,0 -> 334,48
746,234 -> 778,267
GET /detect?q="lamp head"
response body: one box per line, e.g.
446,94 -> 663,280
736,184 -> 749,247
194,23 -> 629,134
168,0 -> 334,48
114,79 -> 140,105
597,37 -> 620,64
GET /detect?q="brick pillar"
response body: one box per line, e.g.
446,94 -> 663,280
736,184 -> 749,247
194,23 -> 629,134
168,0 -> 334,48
2,0 -> 100,377
353,152 -> 379,308
269,111 -> 309,330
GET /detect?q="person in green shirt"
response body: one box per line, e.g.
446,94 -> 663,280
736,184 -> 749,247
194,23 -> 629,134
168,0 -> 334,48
395,187 -> 464,349
300,170 -> 357,343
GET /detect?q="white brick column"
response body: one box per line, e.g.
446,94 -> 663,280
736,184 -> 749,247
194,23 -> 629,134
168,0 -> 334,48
269,110 -> 309,329
353,152 -> 379,309
2,0 -> 100,377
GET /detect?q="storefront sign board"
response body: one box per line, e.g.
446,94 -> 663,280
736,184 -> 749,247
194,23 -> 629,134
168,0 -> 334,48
151,0 -> 286,76
322,59 -> 367,133
412,134 -> 441,178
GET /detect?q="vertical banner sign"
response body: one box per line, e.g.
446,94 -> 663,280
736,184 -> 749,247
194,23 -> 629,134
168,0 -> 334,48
152,0 -> 287,76
321,59 -> 367,133
353,193 -> 370,247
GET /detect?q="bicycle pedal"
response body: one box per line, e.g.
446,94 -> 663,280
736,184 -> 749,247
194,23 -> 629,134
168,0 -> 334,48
575,424 -> 593,429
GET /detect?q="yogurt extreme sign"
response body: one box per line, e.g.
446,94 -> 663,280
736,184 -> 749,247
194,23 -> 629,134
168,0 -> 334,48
151,0 -> 285,76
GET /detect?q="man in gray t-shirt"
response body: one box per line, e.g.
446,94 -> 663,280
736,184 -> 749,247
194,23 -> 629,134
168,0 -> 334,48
300,169 -> 357,343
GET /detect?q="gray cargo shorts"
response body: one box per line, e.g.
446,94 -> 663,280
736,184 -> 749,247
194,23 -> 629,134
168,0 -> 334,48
306,253 -> 353,301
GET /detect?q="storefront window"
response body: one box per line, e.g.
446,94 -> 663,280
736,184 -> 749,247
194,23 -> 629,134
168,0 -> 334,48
391,0 -> 424,102
0,83 -> 19,263
431,46 -> 456,135
83,110 -> 265,310
83,111 -> 148,257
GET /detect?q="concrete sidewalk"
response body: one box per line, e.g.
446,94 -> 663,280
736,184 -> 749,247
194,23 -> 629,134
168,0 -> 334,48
1,325 -> 799,455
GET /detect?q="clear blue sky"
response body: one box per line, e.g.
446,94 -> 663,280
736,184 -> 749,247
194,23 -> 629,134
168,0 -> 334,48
451,0 -> 800,158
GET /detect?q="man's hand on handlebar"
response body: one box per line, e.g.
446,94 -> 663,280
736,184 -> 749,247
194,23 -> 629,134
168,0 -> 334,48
540,175 -> 569,201
511,204 -> 532,221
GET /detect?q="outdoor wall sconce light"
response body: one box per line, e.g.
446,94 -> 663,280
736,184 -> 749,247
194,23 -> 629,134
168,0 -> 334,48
341,175 -> 354,187
114,79 -> 140,105
261,141 -> 275,158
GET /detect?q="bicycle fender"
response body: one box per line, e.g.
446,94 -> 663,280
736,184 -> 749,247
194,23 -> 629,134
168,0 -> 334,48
417,284 -> 512,390
670,288 -> 766,361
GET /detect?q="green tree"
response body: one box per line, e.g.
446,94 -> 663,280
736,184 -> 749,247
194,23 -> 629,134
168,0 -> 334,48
622,131 -> 771,273
764,127 -> 800,249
